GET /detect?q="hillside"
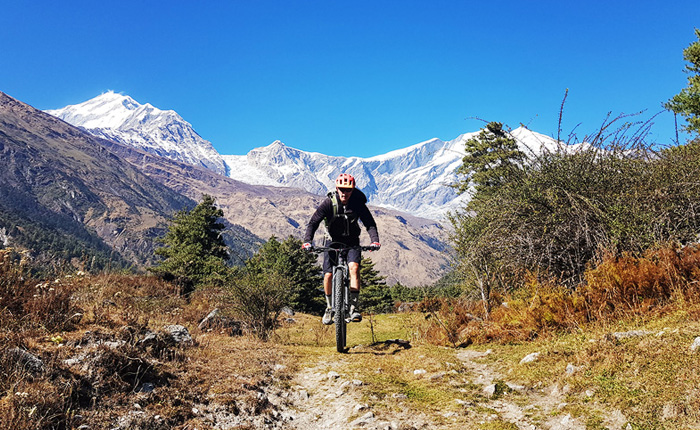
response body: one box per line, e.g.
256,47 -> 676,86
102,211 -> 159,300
0,92 -> 194,267
100,138 -> 451,286
2,91 -> 450,286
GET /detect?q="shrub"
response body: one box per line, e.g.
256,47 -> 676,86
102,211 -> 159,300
583,244 -> 700,320
224,271 -> 291,340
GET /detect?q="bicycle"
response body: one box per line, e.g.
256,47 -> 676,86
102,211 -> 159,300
312,244 -> 377,353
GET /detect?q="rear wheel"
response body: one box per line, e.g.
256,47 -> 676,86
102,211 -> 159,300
333,267 -> 346,353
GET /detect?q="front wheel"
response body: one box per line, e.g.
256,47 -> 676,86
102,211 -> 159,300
333,267 -> 346,353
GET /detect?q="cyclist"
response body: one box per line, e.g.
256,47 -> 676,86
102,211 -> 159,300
302,173 -> 380,325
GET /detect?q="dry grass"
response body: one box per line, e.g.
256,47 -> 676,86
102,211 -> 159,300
4,243 -> 700,429
0,254 -> 294,430
410,243 -> 700,428
418,244 -> 700,347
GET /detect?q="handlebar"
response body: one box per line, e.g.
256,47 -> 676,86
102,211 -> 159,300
310,245 -> 378,254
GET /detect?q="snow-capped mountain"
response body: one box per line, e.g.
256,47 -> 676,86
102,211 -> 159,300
47,93 -> 561,220
46,92 -> 227,175
221,127 -> 560,220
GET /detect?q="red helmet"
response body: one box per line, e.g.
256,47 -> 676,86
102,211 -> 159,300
335,173 -> 356,189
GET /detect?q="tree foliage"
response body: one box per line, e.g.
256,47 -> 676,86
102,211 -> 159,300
152,194 -> 229,288
244,236 -> 323,314
359,256 -> 391,313
666,28 -> 700,136
450,115 -> 700,297
454,122 -> 526,196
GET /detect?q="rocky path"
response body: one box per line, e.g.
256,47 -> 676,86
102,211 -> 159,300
282,356 -> 434,430
272,345 -> 629,430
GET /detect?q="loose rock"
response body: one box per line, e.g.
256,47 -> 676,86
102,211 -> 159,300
519,352 -> 540,364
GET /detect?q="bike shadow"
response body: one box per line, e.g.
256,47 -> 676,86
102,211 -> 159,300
347,339 -> 411,356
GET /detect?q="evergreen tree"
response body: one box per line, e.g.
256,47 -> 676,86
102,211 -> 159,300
245,236 -> 323,313
454,122 -> 526,196
666,28 -> 700,136
359,256 -> 391,313
152,194 -> 229,287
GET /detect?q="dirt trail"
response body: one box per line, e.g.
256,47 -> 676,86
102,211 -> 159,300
282,355 -> 435,430
274,346 -> 627,430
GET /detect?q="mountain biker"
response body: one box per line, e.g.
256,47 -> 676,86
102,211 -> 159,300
302,173 -> 380,325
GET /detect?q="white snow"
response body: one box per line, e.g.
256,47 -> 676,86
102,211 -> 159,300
45,92 -> 569,221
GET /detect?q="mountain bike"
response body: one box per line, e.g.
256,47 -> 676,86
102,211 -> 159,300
312,244 -> 377,353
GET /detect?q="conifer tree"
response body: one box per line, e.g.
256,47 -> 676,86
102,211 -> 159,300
455,122 -> 525,196
666,28 -> 700,136
152,194 -> 229,287
359,256 -> 391,313
245,236 -> 323,313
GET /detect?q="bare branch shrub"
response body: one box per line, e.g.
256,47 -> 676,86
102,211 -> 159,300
224,271 -> 291,340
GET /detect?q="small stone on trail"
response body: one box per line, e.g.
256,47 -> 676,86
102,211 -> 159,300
349,411 -> 375,427
611,330 -> 652,340
413,369 -> 427,375
690,337 -> 700,352
327,371 -> 340,380
519,352 -> 540,364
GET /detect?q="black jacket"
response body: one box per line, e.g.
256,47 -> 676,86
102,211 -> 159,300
304,188 -> 379,245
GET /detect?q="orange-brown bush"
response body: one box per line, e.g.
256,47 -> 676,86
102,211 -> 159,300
583,244 -> 700,320
420,244 -> 700,346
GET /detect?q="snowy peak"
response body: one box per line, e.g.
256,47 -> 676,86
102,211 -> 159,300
47,91 -> 143,129
221,127 -> 561,220
46,92 -> 563,221
46,92 -> 227,175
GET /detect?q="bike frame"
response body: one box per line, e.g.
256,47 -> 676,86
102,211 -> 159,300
313,244 -> 374,353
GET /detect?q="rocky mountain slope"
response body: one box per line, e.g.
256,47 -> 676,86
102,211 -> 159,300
0,91 -> 199,267
3,91 -> 450,286
46,91 -> 227,176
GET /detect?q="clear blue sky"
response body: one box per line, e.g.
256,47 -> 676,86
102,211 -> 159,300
2,1 -> 699,157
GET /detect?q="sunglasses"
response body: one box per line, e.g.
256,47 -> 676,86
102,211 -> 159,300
337,188 -> 353,194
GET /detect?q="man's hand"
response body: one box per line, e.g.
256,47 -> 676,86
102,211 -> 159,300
302,242 -> 313,251
370,242 -> 381,251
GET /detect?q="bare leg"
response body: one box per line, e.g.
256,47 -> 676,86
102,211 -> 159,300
324,272 -> 333,295
348,262 -> 360,292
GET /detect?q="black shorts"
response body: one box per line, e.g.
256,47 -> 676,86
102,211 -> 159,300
323,247 -> 361,274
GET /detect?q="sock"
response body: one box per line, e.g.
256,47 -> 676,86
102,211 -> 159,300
325,294 -> 332,308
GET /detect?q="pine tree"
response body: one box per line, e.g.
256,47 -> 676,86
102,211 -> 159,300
245,236 -> 323,313
454,122 -> 525,196
152,194 -> 229,287
360,256 -> 391,313
666,28 -> 700,136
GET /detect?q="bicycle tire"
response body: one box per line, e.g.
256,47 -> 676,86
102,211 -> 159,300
333,266 -> 346,353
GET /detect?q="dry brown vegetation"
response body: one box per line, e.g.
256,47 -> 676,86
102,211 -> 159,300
418,244 -> 700,347
4,242 -> 700,429
0,249 -> 294,430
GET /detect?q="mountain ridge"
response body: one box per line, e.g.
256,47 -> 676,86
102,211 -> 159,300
46,92 -> 562,220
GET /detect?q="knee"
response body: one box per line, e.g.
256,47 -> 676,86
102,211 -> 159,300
348,262 -> 360,276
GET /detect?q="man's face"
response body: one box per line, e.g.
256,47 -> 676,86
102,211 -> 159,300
337,187 -> 353,204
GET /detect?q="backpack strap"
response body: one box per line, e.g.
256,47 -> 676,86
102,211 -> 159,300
324,191 -> 339,233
